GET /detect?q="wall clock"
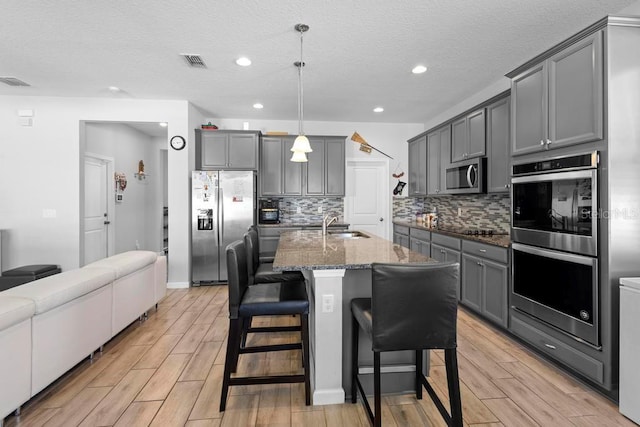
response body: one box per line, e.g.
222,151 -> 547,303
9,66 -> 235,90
170,135 -> 186,151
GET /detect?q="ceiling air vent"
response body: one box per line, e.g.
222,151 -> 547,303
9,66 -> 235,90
181,54 -> 207,68
0,77 -> 30,86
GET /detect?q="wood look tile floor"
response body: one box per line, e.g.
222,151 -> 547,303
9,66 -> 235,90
5,286 -> 636,427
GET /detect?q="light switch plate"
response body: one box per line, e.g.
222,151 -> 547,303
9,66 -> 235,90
322,294 -> 334,313
317,206 -> 323,213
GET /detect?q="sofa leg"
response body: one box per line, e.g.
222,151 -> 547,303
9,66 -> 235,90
99,345 -> 104,353
89,351 -> 94,360
14,406 -> 21,416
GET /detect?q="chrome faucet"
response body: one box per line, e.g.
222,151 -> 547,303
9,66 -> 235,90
322,214 -> 339,235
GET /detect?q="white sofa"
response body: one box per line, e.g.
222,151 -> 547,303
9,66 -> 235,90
0,251 -> 166,423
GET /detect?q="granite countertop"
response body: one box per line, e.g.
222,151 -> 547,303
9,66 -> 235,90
273,230 -> 434,271
258,222 -> 350,228
393,220 -> 511,248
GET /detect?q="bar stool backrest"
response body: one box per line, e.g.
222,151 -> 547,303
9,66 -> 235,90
245,228 -> 260,277
226,240 -> 250,319
371,262 -> 459,352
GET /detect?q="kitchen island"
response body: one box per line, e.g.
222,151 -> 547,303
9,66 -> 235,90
273,229 -> 436,405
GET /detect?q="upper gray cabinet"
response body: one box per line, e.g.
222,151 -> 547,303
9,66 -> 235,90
486,96 -> 511,193
260,135 -> 345,197
196,130 -> 259,170
408,134 -> 427,197
304,136 -> 345,197
259,136 -> 302,196
510,31 -> 603,156
427,125 -> 451,195
451,108 -> 486,162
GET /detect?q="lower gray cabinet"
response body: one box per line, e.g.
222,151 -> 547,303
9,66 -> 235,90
461,240 -> 509,327
393,224 -> 410,248
430,233 -> 461,299
409,227 -> 431,256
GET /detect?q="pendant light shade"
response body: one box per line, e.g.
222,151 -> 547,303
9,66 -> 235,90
290,150 -> 308,162
291,23 -> 312,160
291,134 -> 312,153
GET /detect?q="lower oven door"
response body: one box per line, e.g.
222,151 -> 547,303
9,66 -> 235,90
511,243 -> 599,346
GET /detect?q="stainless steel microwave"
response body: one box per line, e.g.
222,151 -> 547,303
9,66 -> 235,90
445,158 -> 486,194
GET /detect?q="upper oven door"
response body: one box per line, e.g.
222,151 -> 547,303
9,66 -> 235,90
511,168 -> 597,256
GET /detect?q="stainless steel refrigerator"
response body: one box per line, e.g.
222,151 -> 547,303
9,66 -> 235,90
191,170 -> 255,284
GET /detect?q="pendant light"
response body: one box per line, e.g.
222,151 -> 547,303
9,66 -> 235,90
290,23 -> 312,161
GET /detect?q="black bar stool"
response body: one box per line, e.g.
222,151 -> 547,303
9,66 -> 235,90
350,262 -> 462,427
245,226 -> 304,285
219,240 -> 311,412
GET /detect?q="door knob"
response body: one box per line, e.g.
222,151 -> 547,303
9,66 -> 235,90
379,217 -> 383,222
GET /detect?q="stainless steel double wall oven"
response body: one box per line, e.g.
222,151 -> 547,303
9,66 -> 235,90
511,152 -> 600,346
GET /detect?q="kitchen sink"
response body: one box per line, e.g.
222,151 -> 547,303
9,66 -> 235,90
327,230 -> 370,239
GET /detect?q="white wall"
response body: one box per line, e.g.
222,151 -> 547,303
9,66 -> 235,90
85,122 -> 162,254
0,96 -> 192,287
618,0 -> 640,14
210,118 -> 424,199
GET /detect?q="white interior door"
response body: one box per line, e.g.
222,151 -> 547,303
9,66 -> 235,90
84,155 -> 111,264
345,159 -> 389,239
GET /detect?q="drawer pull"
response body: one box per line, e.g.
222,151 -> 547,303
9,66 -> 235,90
544,343 -> 556,350
479,249 -> 487,253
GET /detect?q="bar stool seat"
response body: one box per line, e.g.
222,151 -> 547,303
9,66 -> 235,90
220,240 -> 311,412
351,261 -> 463,427
238,282 -> 308,316
245,227 -> 304,284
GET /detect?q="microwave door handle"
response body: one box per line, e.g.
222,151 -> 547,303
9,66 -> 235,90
466,165 -> 474,188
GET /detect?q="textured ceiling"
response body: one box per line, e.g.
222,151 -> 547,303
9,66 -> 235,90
0,0 -> 635,124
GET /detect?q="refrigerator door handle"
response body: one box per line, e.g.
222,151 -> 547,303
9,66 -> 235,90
220,187 -> 224,244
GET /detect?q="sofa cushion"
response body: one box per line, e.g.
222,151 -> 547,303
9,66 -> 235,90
84,251 -> 157,279
3,267 -> 115,314
0,295 -> 35,331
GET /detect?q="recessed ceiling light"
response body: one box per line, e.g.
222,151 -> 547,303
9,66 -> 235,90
159,122 -> 168,127
373,107 -> 384,113
253,103 -> 264,109
108,86 -> 120,92
236,57 -> 252,66
412,65 -> 428,74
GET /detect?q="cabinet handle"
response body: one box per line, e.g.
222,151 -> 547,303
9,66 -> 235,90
476,261 -> 483,266
440,249 -> 446,254
504,184 -> 509,189
544,343 -> 556,350
540,140 -> 545,146
479,249 -> 487,253
546,139 -> 552,145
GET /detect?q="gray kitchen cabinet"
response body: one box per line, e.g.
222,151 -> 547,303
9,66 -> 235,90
451,108 -> 485,162
325,138 -> 345,196
510,31 -> 603,156
263,135 -> 344,197
304,136 -> 345,197
427,125 -> 451,195
305,138 -> 325,195
430,232 -> 461,299
486,96 -> 511,193
393,224 -> 410,248
409,227 -> 431,257
196,130 -> 259,170
259,136 -> 302,196
408,134 -> 427,197
461,240 -> 509,327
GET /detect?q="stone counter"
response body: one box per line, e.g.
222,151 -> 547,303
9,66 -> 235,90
273,229 -> 433,271
393,219 -> 511,248
258,222 -> 350,228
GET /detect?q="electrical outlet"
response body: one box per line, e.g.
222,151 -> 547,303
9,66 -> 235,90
296,206 -> 302,214
317,206 -> 323,213
458,207 -> 462,217
322,294 -> 334,313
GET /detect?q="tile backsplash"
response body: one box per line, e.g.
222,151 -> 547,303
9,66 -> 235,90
263,197 -> 344,224
393,194 -> 510,233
